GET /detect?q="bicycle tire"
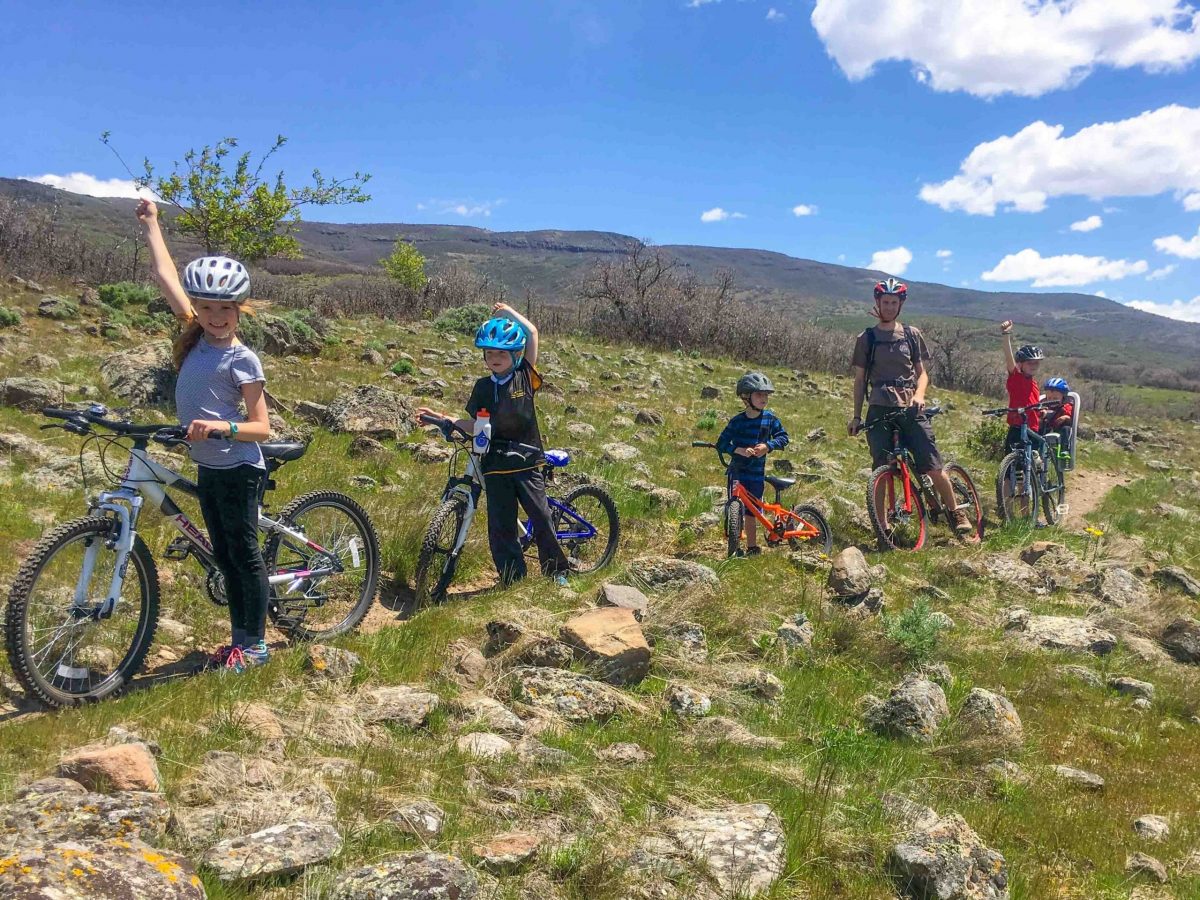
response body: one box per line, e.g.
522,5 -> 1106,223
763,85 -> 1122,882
725,498 -> 745,558
1040,458 -> 1066,526
264,490 -> 381,641
996,451 -> 1039,525
788,504 -> 833,555
414,494 -> 469,606
5,516 -> 159,708
945,463 -> 985,541
867,465 -> 927,551
557,484 -> 620,573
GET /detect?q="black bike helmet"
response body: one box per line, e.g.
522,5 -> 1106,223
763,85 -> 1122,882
1015,345 -> 1044,362
736,372 -> 775,396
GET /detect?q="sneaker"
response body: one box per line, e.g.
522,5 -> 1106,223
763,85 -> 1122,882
952,510 -> 976,536
745,546 -> 763,557
240,640 -> 270,668
196,644 -> 236,673
223,646 -> 248,674
553,574 -> 569,587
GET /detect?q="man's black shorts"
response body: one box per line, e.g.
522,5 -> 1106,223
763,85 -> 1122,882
865,405 -> 944,474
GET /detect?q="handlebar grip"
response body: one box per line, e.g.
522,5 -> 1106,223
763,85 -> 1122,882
691,441 -> 715,448
41,407 -> 80,421
418,414 -> 443,426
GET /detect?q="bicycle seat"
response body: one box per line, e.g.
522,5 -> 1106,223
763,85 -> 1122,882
544,449 -> 570,468
260,442 -> 308,462
764,475 -> 796,492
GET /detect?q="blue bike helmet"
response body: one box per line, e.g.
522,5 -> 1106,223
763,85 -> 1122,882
1043,377 -> 1070,393
475,316 -> 527,367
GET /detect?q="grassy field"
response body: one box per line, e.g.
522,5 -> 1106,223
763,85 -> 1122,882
1,279 -> 1199,899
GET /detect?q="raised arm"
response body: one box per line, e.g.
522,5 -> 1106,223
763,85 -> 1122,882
493,302 -> 538,369
1000,320 -> 1017,374
136,199 -> 194,322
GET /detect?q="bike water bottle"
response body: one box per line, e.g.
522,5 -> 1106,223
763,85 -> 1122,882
472,409 -> 492,456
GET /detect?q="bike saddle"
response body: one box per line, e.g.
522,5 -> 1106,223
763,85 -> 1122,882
544,449 -> 570,468
260,442 -> 308,462
764,475 -> 796,492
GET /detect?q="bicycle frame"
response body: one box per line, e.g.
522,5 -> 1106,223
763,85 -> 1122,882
521,495 -> 597,545
728,476 -> 821,543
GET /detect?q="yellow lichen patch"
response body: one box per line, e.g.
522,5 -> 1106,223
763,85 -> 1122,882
0,856 -> 19,876
141,848 -> 183,883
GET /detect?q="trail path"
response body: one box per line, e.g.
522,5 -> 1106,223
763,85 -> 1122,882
1062,468 -> 1134,529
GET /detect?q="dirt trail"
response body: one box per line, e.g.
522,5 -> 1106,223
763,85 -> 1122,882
1062,468 -> 1135,528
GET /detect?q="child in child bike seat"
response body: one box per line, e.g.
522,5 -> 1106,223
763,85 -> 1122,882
415,304 -> 570,587
136,199 -> 272,674
717,373 -> 789,556
999,320 -> 1044,451
1040,377 -> 1074,459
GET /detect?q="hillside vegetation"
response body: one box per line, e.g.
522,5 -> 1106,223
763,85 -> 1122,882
1,275 -> 1199,899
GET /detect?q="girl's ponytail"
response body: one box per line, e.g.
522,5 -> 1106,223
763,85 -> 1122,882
173,318 -> 204,370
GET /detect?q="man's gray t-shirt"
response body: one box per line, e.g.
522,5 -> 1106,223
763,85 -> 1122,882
176,338 -> 266,470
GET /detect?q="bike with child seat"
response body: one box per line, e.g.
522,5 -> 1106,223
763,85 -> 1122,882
691,441 -> 833,558
5,404 -> 380,708
984,401 -> 1067,527
858,406 -> 984,551
413,414 -> 620,605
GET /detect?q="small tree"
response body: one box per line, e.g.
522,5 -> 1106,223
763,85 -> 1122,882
103,133 -> 370,262
380,238 -> 429,291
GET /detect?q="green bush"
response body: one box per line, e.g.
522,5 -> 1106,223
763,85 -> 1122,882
0,306 -> 21,328
391,359 -> 415,376
100,302 -> 130,326
884,597 -> 946,663
696,409 -> 719,430
98,281 -> 158,307
966,416 -> 1009,461
365,339 -> 387,353
433,303 -> 492,336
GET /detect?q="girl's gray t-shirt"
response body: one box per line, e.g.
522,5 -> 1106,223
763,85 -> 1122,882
176,337 -> 266,470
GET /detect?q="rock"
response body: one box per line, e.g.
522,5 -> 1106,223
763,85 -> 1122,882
38,294 -> 79,319
664,621 -> 709,660
881,793 -> 940,831
566,422 -> 595,439
101,342 -> 175,406
0,837 -> 205,899
1153,566 -> 1200,597
484,619 -> 525,654
508,666 -> 620,722
361,347 -> 385,365
0,430 -> 56,463
0,376 -> 63,410
1052,765 -> 1105,790
1093,566 -> 1150,607
772,458 -> 795,474
1161,618 -> 1200,663
14,777 -> 87,799
806,427 -> 827,442
629,556 -> 719,591
635,409 -> 665,426
1057,664 -> 1103,688
415,441 -> 453,463
656,803 -> 785,896
1020,541 -> 1065,565
984,759 -> 1029,786
358,684 -> 441,727
731,667 -> 785,701
509,634 -> 574,669
201,821 -> 343,882
922,662 -> 954,687
777,620 -> 814,649
1133,815 -> 1170,842
597,742 -> 654,764
1126,852 -> 1169,884
692,716 -> 782,750
975,555 -> 1046,595
559,607 -> 651,685
700,385 -> 720,399
599,583 -> 649,619
57,742 -> 161,793
1108,675 -> 1155,701
472,831 -> 542,874
350,474 -> 377,489
450,644 -> 489,686
1,788 -> 171,844
326,384 -> 414,438
1005,610 -> 1116,655
22,352 -> 59,372
865,676 -> 949,743
388,800 -> 446,840
331,851 -> 479,899
888,813 -> 1010,900
601,441 -> 640,462
456,732 -> 514,760
294,399 -> 329,424
666,683 -> 712,717
455,695 -> 525,734
514,737 -> 574,766
348,434 -> 386,457
251,312 -> 324,356
230,702 -> 285,744
304,643 -> 361,680
957,689 -> 1023,747
828,547 -> 872,598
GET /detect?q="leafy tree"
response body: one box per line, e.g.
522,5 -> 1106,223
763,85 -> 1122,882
102,133 -> 370,262
380,238 -> 429,291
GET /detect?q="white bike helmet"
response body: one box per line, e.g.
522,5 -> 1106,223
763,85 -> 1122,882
183,256 -> 251,303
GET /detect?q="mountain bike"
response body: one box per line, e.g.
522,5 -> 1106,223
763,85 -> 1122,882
413,415 -> 619,605
691,441 -> 833,558
5,404 -> 380,708
984,402 -> 1066,526
858,406 -> 984,551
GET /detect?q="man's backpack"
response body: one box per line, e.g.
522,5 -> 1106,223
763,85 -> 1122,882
861,323 -> 919,395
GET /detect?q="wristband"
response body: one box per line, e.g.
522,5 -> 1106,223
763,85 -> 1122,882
228,421 -> 238,437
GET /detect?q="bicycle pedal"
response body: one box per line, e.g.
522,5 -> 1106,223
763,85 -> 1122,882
163,538 -> 191,560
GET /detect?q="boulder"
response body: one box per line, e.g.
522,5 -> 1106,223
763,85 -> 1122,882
201,821 -> 342,882
635,409 -> 665,426
293,400 -> 330,424
957,689 -> 1023,747
666,683 -> 712,717
0,376 -> 63,410
599,582 -> 649,619
508,667 -> 620,723
251,312 -> 324,356
1051,765 -> 1105,791
508,634 -> 574,669
888,813 -> 1010,900
471,831 -> 542,874
654,803 -> 786,897
559,607 -> 651,685
303,644 -> 361,680
38,294 -> 79,319
326,385 -> 414,439
1153,566 -> 1200,598
1,787 -> 171,845
1093,566 -> 1150,607
628,556 -> 719,591
1125,852 -> 1169,884
101,342 -> 175,406
0,838 -> 205,899
828,547 -> 872,598
700,385 -> 720,399
865,675 -> 949,743
777,617 -> 814,650
1108,675 -> 1155,701
1004,610 -> 1116,655
358,684 -> 441,727
331,851 -> 478,900
455,732 -> 514,760
597,742 -> 654,765
601,441 -> 640,462
1161,618 -> 1200,664
1133,815 -> 1170,842
387,800 -> 446,840
57,742 -> 161,793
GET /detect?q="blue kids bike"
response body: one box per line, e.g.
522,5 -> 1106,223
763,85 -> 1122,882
984,401 -> 1069,527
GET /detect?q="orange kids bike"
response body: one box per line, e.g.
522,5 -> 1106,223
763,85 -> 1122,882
692,441 -> 833,558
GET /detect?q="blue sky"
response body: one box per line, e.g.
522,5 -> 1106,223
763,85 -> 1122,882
3,0 -> 1200,319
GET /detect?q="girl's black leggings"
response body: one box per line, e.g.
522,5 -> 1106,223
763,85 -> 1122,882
197,464 -> 269,643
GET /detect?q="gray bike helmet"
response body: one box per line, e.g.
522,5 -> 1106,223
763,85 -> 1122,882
1015,344 -> 1044,362
183,256 -> 251,303
736,372 -> 775,396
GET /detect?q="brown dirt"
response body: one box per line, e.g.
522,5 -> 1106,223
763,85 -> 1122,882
1063,468 -> 1135,528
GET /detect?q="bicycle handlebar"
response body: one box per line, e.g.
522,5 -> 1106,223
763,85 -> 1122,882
856,405 -> 941,435
419,413 -> 469,442
982,401 -> 1053,418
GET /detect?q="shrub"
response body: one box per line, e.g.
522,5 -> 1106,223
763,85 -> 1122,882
433,303 -> 492,336
364,339 -> 387,353
884,597 -> 946,663
98,281 -> 158,307
391,359 -> 415,376
696,409 -> 719,430
100,302 -> 130,326
0,306 -> 21,328
966,416 -> 1009,461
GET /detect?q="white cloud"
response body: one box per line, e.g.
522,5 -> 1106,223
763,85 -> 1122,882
868,246 -> 913,275
1185,192 -> 1200,211
1069,215 -> 1103,232
700,207 -> 745,222
687,0 -> 720,7
1147,264 -> 1178,280
981,249 -> 1148,287
810,0 -> 1200,98
418,198 -> 502,218
1154,225 -> 1200,259
920,105 -> 1200,215
766,7 -> 786,21
791,204 -> 817,216
1126,296 -> 1200,322
22,172 -> 156,200
837,254 -> 846,262
935,249 -> 953,258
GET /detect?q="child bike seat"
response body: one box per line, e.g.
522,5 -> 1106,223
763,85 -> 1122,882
764,475 -> 796,492
544,449 -> 570,468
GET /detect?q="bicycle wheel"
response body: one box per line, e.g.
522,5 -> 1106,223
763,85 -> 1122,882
264,491 -> 380,641
555,484 -> 620,573
996,451 -> 1039,525
1040,456 -> 1066,526
414,494 -> 469,606
788,504 -> 833,555
725,498 -> 745,558
5,516 -> 159,708
867,465 -> 927,551
945,463 -> 985,540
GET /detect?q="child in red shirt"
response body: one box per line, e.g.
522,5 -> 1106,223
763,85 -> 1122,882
1000,321 -> 1043,450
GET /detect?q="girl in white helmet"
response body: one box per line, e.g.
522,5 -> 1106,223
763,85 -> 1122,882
136,199 -> 272,674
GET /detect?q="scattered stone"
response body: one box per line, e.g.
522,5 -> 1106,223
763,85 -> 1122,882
1108,675 -> 1155,701
666,683 -> 712,717
358,684 -> 441,727
664,621 -> 709,660
597,742 -> 654,764
731,667 -> 785,701
772,458 -> 795,474
1052,765 -> 1105,791
472,831 -> 542,874
484,620 -> 525,655
387,800 -> 446,840
331,851 -> 478,900
415,441 -> 453,463
0,375 -> 63,410
828,546 -> 872,598
692,716 -> 783,750
294,400 -> 330,424
348,434 -> 386,457
599,582 -> 649,619
326,384 -> 414,438
57,742 -> 161,793
1,787 -> 172,844
1133,815 -> 1171,842
1004,609 -> 1116,655
566,422 -> 596,439
0,837 -> 205,899
777,618 -> 814,649
958,689 -> 1023,747
601,441 -> 640,462
635,409 -> 664,426
304,643 -> 361,680
101,342 -> 175,406
881,793 -> 940,831
449,643 -> 489,686
361,347 -> 385,365
888,813 -> 1010,900
1126,852 -> 1169,884
456,732 -> 514,760
984,759 -> 1029,786
1161,618 -> 1200,664
629,556 -> 719,591
700,385 -> 720,399
1153,566 -> 1200,598
455,695 -> 525,735
1093,566 -> 1150,607
508,667 -> 620,723
1057,665 -> 1103,688
655,803 -> 785,897
806,427 -> 827,442
201,821 -> 343,882
865,675 -> 949,743
38,294 -> 79,319
560,607 -> 651,685
350,474 -> 377,489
